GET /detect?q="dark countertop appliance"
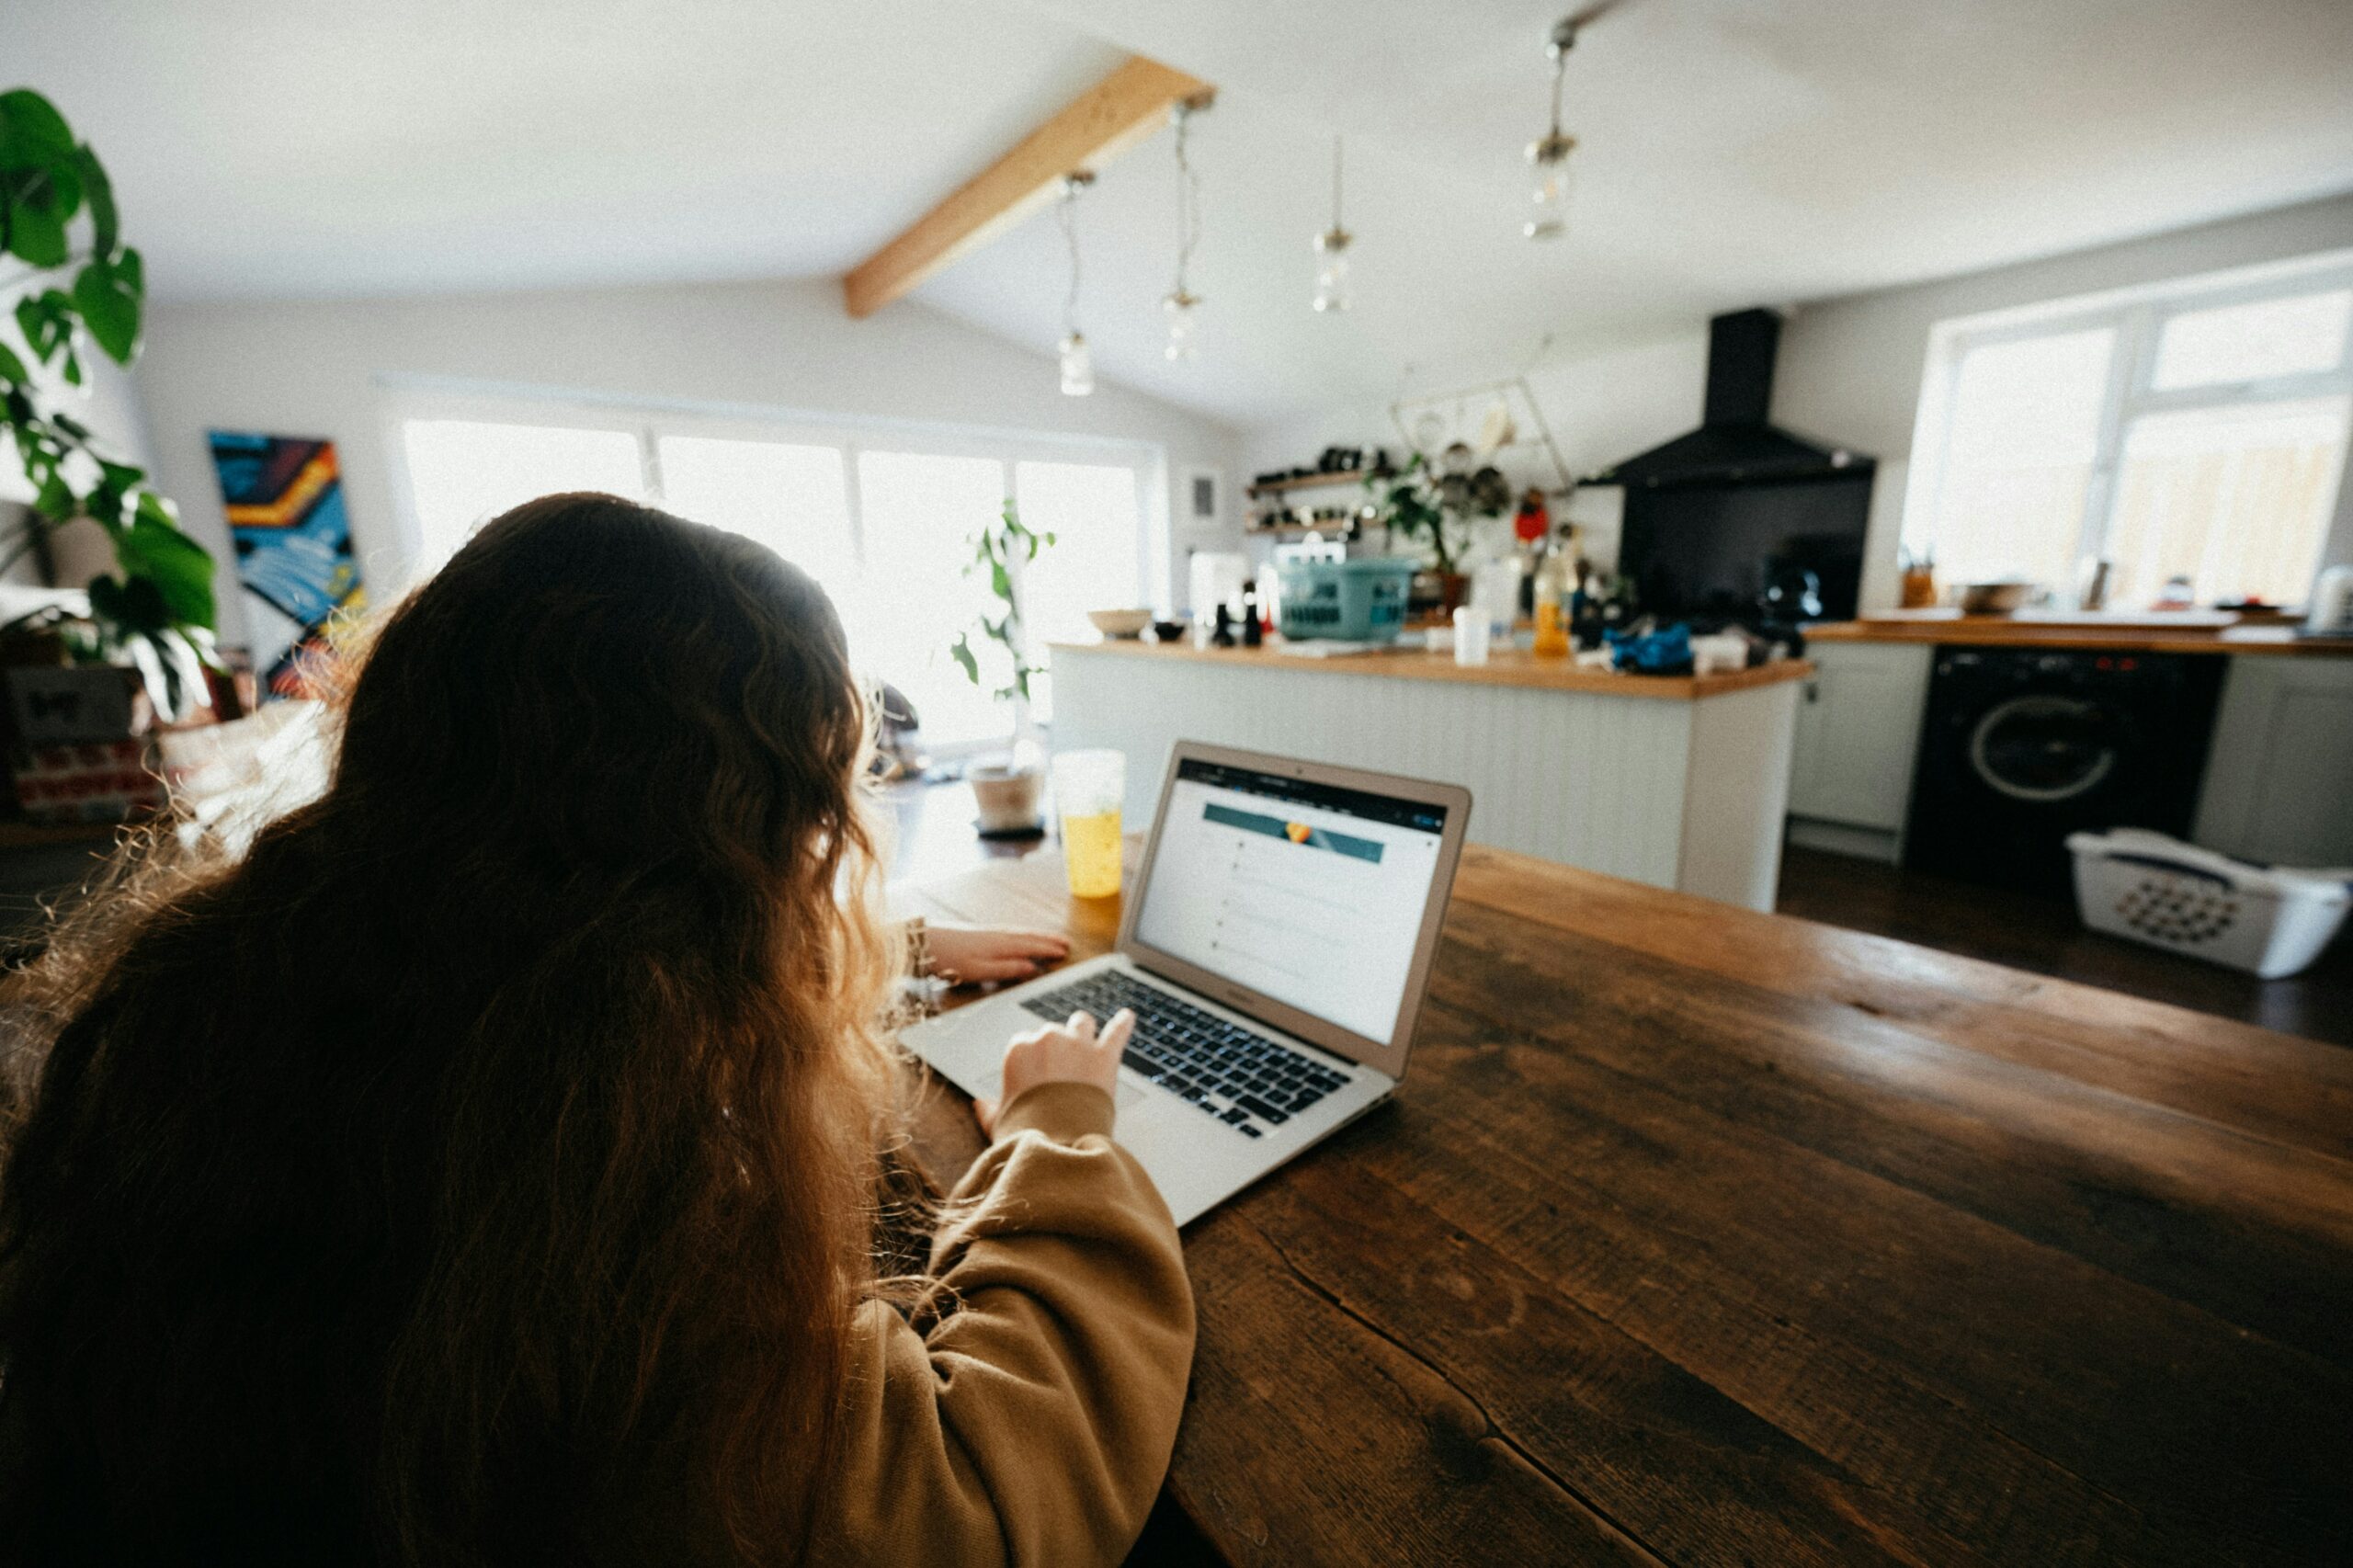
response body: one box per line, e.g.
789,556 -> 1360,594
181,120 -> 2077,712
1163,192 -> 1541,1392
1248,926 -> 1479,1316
1589,308 -> 1874,628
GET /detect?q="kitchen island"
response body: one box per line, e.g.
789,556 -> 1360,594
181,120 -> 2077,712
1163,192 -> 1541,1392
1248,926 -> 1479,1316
1047,638 -> 1811,912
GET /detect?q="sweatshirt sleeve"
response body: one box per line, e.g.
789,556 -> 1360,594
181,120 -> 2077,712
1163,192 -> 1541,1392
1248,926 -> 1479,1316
812,1083 -> 1196,1568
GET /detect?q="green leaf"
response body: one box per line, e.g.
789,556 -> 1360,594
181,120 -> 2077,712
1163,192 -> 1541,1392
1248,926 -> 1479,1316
73,144 -> 116,258
31,469 -> 73,523
0,90 -> 77,164
949,633 -> 978,686
14,290 -> 74,367
73,255 -> 141,363
114,509 -> 217,630
989,556 -> 1011,604
4,181 -> 70,267
0,341 -> 23,385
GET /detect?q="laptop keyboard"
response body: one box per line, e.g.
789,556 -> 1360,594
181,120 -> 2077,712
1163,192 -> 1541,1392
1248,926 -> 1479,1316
1020,970 -> 1351,1138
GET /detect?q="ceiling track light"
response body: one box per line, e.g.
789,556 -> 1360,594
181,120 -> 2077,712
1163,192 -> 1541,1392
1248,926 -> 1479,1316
1056,169 -> 1096,396
1312,135 -> 1352,313
1164,92 -> 1212,361
1525,14 -> 1584,240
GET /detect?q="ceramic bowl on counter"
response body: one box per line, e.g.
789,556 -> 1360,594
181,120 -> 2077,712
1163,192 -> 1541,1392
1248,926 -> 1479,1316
1086,608 -> 1154,640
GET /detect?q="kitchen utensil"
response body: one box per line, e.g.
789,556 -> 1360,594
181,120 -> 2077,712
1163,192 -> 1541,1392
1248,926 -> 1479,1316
1957,581 -> 2033,615
1475,401 -> 1517,457
1086,608 -> 1153,640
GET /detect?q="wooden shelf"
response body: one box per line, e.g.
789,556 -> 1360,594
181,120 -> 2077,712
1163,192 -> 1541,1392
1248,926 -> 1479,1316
1245,470 -> 1378,498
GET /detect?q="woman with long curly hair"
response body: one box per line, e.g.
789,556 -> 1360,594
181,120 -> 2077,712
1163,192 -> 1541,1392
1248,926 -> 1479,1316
0,494 -> 1192,1566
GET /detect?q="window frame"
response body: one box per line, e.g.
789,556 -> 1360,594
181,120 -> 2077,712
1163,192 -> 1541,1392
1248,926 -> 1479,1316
1904,252 -> 2353,608
375,378 -> 1167,753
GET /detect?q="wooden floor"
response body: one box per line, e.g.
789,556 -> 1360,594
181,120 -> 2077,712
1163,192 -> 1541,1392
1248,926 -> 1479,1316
1776,845 -> 2353,1049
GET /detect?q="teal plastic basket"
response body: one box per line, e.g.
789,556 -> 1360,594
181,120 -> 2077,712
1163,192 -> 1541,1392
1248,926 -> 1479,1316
1273,558 -> 1417,642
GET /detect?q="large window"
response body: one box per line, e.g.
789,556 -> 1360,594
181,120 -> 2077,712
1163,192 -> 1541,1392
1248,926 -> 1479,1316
391,400 -> 1157,749
1905,258 -> 2353,609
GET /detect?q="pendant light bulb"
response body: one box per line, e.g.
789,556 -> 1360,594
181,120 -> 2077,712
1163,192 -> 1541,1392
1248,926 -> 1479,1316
1055,171 -> 1096,397
1312,135 -> 1352,312
1525,17 -> 1578,241
1164,95 -> 1211,363
1311,233 -> 1351,313
1058,332 -> 1095,396
1525,132 -> 1575,241
1162,290 -> 1201,360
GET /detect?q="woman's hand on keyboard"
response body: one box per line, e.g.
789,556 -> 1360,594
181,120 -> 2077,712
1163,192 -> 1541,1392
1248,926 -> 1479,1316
926,925 -> 1071,985
975,1008 -> 1135,1137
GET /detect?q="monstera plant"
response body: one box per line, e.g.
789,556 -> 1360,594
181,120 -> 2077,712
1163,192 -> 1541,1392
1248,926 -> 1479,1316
1,86 -> 219,718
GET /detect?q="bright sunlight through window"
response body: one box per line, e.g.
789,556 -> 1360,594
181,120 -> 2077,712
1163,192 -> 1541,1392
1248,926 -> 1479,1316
1908,262 -> 2353,610
397,407 -> 1154,751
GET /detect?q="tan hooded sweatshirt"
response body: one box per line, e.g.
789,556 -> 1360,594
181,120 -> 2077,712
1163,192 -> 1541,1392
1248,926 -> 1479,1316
812,1083 -> 1196,1567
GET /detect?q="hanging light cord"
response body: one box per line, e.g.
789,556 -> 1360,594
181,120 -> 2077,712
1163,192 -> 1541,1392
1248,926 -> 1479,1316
1330,136 -> 1346,231
1058,178 -> 1083,336
1172,108 -> 1203,297
1547,40 -> 1569,139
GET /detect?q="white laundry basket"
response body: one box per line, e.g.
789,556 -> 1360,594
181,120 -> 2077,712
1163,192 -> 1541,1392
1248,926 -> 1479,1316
2066,829 -> 2351,979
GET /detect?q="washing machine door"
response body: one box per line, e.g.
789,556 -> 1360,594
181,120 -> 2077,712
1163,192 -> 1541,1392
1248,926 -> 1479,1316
1966,693 -> 2121,802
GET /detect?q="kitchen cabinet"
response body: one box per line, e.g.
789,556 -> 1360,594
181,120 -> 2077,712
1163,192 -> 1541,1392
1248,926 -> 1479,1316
1786,641 -> 1934,860
2194,655 -> 2353,867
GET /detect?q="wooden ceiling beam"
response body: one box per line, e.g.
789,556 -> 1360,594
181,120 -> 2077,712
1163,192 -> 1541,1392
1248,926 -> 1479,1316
843,54 -> 1211,319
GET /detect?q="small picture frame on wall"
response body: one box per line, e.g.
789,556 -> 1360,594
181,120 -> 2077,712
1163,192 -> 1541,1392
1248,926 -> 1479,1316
1183,467 -> 1223,533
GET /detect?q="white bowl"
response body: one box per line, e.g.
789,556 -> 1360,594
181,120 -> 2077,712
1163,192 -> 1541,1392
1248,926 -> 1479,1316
1087,608 -> 1154,640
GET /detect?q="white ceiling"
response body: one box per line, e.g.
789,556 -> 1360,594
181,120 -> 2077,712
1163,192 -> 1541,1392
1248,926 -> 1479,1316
12,0 -> 2353,431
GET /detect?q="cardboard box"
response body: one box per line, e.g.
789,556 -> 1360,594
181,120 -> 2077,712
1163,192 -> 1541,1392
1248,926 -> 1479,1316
6,665 -> 149,745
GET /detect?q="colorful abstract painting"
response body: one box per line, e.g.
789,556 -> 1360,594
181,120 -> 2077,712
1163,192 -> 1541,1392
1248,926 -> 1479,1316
207,432 -> 367,699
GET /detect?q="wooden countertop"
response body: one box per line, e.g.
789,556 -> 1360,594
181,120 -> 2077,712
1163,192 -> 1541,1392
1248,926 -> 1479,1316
898,844 -> 2353,1566
1050,636 -> 1813,699
1813,609 -> 2353,655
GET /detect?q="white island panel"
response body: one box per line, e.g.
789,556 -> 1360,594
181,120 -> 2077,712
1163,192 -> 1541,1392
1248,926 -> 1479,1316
1049,646 -> 1802,908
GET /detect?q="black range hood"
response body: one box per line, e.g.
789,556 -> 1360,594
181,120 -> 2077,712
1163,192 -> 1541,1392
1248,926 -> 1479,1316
1588,308 -> 1869,490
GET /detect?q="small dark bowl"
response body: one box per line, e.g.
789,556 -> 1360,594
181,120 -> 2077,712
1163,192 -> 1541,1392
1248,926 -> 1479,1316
1151,619 -> 1188,643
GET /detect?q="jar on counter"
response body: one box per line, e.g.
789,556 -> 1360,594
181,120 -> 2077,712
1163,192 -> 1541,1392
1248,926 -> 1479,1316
1531,551 -> 1574,657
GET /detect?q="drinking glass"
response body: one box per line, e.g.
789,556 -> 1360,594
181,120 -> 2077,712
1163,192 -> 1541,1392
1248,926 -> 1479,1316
1051,749 -> 1125,899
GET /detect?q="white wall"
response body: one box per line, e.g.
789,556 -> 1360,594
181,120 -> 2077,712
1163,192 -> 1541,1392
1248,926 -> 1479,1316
132,277 -> 1245,649
1241,326 -> 1711,574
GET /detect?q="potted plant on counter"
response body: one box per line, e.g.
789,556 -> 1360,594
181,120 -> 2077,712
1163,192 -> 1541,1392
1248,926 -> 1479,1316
1366,452 -> 1508,616
948,498 -> 1055,837
1,87 -> 222,722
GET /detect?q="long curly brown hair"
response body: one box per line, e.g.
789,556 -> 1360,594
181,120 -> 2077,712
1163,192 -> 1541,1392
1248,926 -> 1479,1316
0,494 -> 914,1565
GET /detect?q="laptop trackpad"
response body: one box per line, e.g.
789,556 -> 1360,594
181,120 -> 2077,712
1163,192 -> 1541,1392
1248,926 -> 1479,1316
970,1069 -> 1148,1115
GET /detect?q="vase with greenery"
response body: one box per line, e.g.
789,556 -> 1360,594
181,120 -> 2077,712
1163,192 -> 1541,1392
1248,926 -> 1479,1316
949,498 -> 1055,834
1,86 -> 220,719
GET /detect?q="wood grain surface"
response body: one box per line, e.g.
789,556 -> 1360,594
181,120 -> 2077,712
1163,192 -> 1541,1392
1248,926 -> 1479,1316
1047,640 -> 1814,701
1809,614 -> 2353,657
895,844 -> 2353,1566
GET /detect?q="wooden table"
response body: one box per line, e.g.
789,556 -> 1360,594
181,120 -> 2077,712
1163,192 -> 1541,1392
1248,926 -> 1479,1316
897,844 -> 2353,1566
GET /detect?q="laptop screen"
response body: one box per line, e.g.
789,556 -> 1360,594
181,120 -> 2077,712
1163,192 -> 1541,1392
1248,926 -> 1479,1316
1131,756 -> 1453,1045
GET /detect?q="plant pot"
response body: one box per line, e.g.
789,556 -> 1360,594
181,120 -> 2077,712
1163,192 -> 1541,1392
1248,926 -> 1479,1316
969,762 -> 1044,836
1408,570 -> 1471,616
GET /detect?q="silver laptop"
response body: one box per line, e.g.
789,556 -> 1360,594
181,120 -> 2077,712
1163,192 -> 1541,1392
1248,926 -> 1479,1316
902,742 -> 1472,1226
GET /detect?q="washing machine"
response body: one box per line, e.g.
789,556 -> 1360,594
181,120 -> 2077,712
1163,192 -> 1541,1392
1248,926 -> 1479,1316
1903,647 -> 2225,896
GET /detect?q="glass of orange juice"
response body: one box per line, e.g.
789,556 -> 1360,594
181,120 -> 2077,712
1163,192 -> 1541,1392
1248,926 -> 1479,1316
1051,748 -> 1125,899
